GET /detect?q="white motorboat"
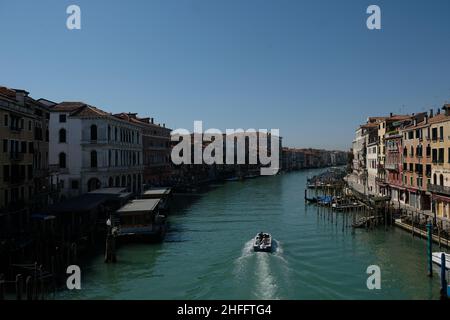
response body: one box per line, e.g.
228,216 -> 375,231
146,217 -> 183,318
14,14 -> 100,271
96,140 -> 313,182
253,232 -> 272,252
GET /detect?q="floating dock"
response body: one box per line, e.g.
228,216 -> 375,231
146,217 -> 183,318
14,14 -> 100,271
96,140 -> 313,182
394,219 -> 450,248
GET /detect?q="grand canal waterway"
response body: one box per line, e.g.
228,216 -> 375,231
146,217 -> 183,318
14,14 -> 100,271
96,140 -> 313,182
59,168 -> 441,300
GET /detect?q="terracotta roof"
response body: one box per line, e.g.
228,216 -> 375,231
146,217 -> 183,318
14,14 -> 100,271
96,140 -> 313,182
402,119 -> 427,130
72,104 -> 110,117
387,114 -> 411,121
51,101 -> 87,112
113,112 -> 171,130
51,102 -> 110,118
428,113 -> 449,125
114,113 -> 147,125
361,122 -> 379,129
0,86 -> 16,98
367,116 -> 386,122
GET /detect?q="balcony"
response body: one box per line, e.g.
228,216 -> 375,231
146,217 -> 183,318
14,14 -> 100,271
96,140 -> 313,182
384,163 -> 398,171
5,175 -> 26,186
10,126 -> 22,133
428,183 -> 450,196
9,152 -> 24,162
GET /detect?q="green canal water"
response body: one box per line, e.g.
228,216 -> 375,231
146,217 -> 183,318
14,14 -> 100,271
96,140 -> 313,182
58,168 -> 441,300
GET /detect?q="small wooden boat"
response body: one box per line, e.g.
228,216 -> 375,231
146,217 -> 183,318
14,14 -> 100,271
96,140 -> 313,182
305,196 -> 317,203
253,232 -> 272,252
352,216 -> 375,228
317,195 -> 333,206
352,219 -> 367,229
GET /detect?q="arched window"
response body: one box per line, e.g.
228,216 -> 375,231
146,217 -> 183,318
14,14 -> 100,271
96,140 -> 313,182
440,174 -> 444,186
108,125 -> 111,141
108,177 -> 114,187
59,128 -> 66,143
433,173 -> 437,185
91,150 -> 98,168
115,176 -> 120,187
59,152 -> 66,169
87,178 -> 101,192
90,124 -> 98,141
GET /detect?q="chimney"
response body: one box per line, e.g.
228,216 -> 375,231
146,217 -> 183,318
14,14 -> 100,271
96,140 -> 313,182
413,118 -> 417,126
390,112 -> 393,117
151,118 -> 154,124
15,89 -> 28,106
430,109 -> 434,118
437,108 -> 441,115
444,105 -> 450,116
424,114 -> 428,124
163,123 -> 165,128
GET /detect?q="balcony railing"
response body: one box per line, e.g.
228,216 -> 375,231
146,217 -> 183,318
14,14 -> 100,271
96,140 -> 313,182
9,152 -> 24,161
428,183 -> 450,196
10,126 -> 22,133
384,163 -> 398,170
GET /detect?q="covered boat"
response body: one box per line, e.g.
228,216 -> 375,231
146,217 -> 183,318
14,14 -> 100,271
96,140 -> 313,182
116,198 -> 167,242
253,232 -> 272,252
141,188 -> 172,212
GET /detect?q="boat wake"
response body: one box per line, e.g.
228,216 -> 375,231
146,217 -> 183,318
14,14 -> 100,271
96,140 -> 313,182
233,238 -> 288,299
254,253 -> 278,299
233,239 -> 255,276
271,240 -> 287,263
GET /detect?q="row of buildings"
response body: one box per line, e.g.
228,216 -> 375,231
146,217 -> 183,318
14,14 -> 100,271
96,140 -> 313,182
282,148 -> 348,171
0,85 -> 348,241
349,105 -> 450,224
0,87 -> 171,240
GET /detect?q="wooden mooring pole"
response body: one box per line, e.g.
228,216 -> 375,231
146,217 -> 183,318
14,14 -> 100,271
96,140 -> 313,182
427,223 -> 433,277
104,229 -> 117,263
16,274 -> 23,300
25,275 -> 32,300
440,253 -> 448,300
0,274 -> 5,300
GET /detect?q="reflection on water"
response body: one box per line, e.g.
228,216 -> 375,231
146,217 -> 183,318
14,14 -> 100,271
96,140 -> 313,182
58,169 -> 442,300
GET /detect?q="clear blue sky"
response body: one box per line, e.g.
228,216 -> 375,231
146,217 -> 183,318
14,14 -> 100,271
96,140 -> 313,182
1,0 -> 450,150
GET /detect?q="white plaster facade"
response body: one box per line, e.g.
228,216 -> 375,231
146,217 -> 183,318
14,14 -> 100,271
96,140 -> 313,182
366,141 -> 378,195
49,103 -> 144,198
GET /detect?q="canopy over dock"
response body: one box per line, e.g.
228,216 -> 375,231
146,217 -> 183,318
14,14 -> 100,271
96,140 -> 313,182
141,188 -> 171,199
89,187 -> 133,199
116,199 -> 161,214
